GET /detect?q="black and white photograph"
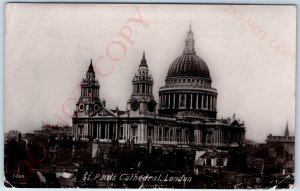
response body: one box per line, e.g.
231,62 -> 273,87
4,3 -> 296,188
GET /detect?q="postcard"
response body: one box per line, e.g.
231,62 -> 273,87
4,3 -> 296,188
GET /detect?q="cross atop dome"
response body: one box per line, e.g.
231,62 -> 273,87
183,24 -> 195,54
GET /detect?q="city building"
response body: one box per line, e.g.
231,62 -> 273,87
5,130 -> 20,141
266,122 -> 295,174
194,150 -> 228,174
72,26 -> 246,151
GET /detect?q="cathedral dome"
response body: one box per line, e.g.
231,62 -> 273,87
166,25 -> 211,80
167,53 -> 210,79
158,25 -> 217,119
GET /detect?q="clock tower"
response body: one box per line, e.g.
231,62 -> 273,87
74,60 -> 103,117
127,52 -> 157,116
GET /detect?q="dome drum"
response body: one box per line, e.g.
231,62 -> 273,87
158,90 -> 217,119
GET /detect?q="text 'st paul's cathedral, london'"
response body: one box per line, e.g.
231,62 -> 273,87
72,26 -> 246,152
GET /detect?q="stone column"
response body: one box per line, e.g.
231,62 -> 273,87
210,95 -> 213,110
115,123 -> 118,139
160,127 -> 163,142
221,129 -> 223,145
190,94 -> 193,109
196,94 -> 199,109
173,94 -> 176,109
145,125 -> 147,142
99,123 -> 101,139
154,126 -> 157,143
146,84 -> 150,94
168,94 -> 171,108
105,123 -> 108,139
215,96 -> 217,111
184,94 -> 187,108
95,124 -> 97,139
139,84 -> 142,93
98,124 -> 101,139
201,95 -> 204,109
200,130 -> 202,144
173,127 -> 175,142
218,128 -> 221,146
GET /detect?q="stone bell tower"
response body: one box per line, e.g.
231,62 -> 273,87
74,60 -> 104,117
127,52 -> 157,116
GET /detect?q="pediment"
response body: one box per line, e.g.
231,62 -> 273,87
230,120 -> 240,127
90,107 -> 117,117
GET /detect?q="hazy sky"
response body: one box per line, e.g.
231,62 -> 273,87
5,4 -> 296,142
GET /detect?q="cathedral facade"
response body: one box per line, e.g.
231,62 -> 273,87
72,26 -> 246,150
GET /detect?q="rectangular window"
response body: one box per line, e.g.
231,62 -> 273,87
147,126 -> 153,140
216,158 -> 223,166
170,128 -> 173,141
164,128 -> 169,141
131,126 -> 137,140
142,84 -> 145,93
176,129 -> 181,142
206,159 -> 212,166
185,129 -> 189,143
158,127 -> 162,141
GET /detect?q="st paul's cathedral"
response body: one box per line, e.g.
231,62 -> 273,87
72,26 -> 246,151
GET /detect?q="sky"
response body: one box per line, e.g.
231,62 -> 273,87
5,4 -> 296,143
